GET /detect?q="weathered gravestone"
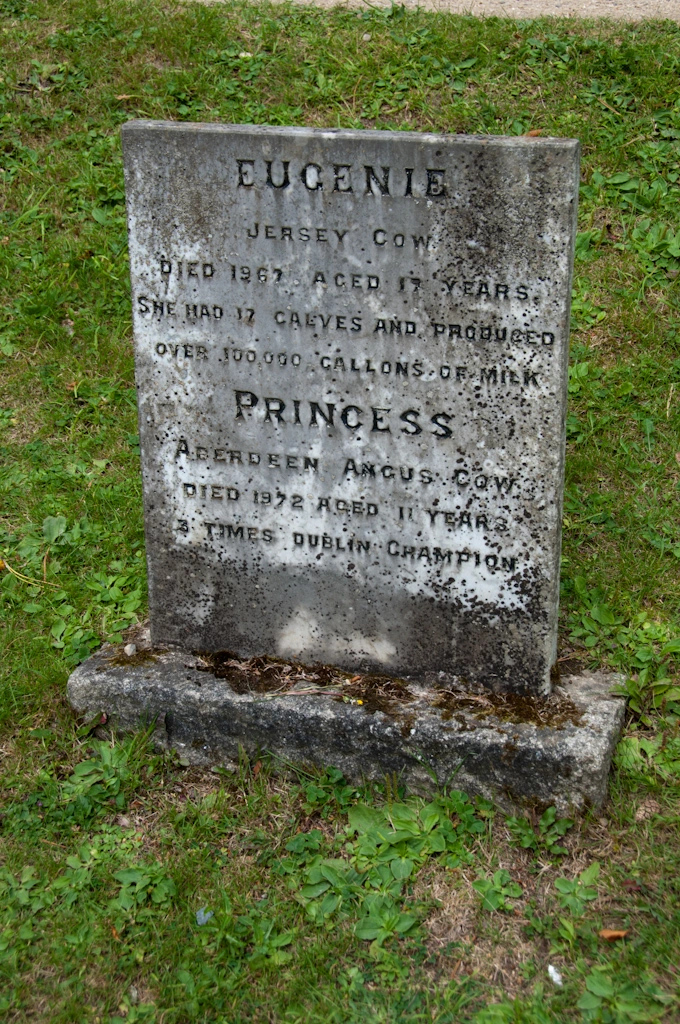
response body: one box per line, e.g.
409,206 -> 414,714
127,122 -> 572,693
68,123 -> 624,811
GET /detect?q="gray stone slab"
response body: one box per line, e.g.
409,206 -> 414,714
122,122 -> 579,695
67,637 -> 623,815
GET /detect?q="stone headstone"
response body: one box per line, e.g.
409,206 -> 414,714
121,122 -> 579,695
69,122 -> 626,812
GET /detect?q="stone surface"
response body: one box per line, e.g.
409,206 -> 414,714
123,122 -> 579,695
67,635 -> 624,814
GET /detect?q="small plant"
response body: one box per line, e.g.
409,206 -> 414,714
577,968 -> 675,1021
286,789 -> 485,936
298,765 -> 359,815
3,739 -> 136,835
354,894 -> 418,946
473,870 -> 523,912
243,914 -> 295,965
506,806 -> 574,858
473,991 -> 556,1023
554,862 -> 600,915
110,862 -> 177,921
296,857 -> 367,924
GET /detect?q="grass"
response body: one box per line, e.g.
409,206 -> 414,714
1,0 -> 680,1019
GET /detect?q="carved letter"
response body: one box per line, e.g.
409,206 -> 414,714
300,163 -> 323,190
309,402 -> 335,427
266,160 -> 290,189
364,166 -> 390,196
237,160 -> 255,187
341,405 -> 363,430
264,397 -> 286,423
235,390 -> 259,419
333,164 -> 353,192
426,169 -> 446,196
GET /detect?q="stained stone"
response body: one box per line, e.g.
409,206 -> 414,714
119,122 -> 580,695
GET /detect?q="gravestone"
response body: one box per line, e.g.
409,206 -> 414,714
126,122 -> 576,694
68,123 -> 624,811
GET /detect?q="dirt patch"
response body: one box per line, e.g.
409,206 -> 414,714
422,871 -> 479,949
195,650 -> 345,694
416,862 -> 545,998
433,688 -> 584,728
194,650 -> 415,714
338,674 -> 414,715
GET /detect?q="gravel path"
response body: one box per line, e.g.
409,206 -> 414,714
255,0 -> 680,21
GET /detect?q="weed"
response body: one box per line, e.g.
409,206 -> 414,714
506,806 -> 575,858
554,862 -> 600,915
576,967 -> 675,1021
473,870 -> 523,912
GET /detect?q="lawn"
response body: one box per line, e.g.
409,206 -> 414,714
1,0 -> 679,1020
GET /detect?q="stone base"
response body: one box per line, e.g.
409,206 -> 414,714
66,638 -> 625,815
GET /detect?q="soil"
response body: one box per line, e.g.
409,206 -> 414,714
194,649 -> 416,714
433,687 -> 584,727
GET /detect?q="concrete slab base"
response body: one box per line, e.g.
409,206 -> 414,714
67,637 -> 625,815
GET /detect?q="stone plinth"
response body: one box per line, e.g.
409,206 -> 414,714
68,638 -> 623,814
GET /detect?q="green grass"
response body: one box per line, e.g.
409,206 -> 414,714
1,0 -> 680,1019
